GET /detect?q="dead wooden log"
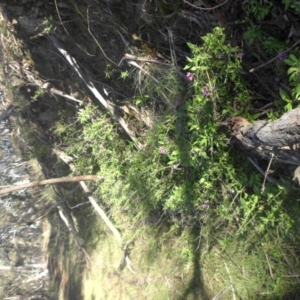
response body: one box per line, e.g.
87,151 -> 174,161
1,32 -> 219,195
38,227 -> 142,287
228,108 -> 300,166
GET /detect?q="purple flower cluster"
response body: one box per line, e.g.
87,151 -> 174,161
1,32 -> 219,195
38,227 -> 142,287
278,52 -> 287,61
274,76 -> 281,82
237,52 -> 244,59
202,87 -> 210,96
186,72 -> 194,81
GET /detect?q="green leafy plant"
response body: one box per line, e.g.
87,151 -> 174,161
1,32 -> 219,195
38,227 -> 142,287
243,0 -> 273,21
285,52 -> 300,101
42,15 -> 55,34
282,0 -> 300,14
34,88 -> 45,99
277,52 -> 300,111
120,70 -> 129,79
54,25 -> 300,299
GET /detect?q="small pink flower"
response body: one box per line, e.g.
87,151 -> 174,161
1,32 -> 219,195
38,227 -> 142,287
237,52 -> 244,59
159,146 -> 166,154
186,72 -> 194,81
202,87 -> 209,96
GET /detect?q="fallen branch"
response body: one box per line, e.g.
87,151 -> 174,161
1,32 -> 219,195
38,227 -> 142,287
0,175 -> 99,195
53,184 -> 91,264
182,0 -> 228,10
224,262 -> 236,300
49,88 -> 83,103
48,36 -> 142,149
54,149 -> 122,243
249,38 -> 300,73
54,149 -> 136,273
227,109 -> 300,166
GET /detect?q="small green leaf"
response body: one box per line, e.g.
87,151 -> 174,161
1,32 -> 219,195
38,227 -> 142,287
279,89 -> 291,102
289,54 -> 298,62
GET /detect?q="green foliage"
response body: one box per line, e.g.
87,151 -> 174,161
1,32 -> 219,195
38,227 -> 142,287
284,52 -> 300,102
243,22 -> 263,45
57,26 -> 300,299
262,37 -> 287,56
42,15 -> 55,34
104,63 -> 113,79
277,52 -> 300,111
243,0 -> 273,21
34,88 -> 45,99
65,27 -> 298,240
120,70 -> 129,79
243,23 -> 286,55
282,0 -> 300,13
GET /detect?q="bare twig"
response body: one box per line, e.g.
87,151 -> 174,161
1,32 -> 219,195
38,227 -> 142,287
54,149 -> 122,243
48,87 -> 83,103
54,0 -> 69,35
167,27 -> 176,66
182,0 -> 228,10
247,157 -> 277,184
261,153 -> 274,193
48,35 -> 142,149
250,38 -> 300,73
0,175 -> 99,195
282,251 -> 300,284
265,253 -> 274,279
224,262 -> 236,300
87,8 -> 118,67
212,285 -> 232,300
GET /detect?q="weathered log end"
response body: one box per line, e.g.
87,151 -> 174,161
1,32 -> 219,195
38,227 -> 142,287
227,116 -> 252,136
227,110 -> 300,167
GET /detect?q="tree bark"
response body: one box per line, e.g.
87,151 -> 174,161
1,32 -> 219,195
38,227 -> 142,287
228,108 -> 300,165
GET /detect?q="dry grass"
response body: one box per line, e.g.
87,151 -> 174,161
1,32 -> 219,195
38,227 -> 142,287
81,224 -> 193,300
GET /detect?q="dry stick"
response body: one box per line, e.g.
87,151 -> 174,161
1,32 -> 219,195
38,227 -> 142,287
265,253 -> 274,279
224,262 -> 236,300
0,175 -> 98,196
261,153 -> 274,193
247,157 -> 277,184
21,67 -> 84,104
249,38 -> 300,73
48,35 -> 142,149
54,150 -> 136,274
212,286 -> 232,300
48,87 -> 83,104
80,179 -> 122,243
54,149 -> 122,243
281,251 -> 300,284
86,8 -> 118,67
167,27 -> 176,66
54,0 -> 70,35
183,0 -> 228,10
